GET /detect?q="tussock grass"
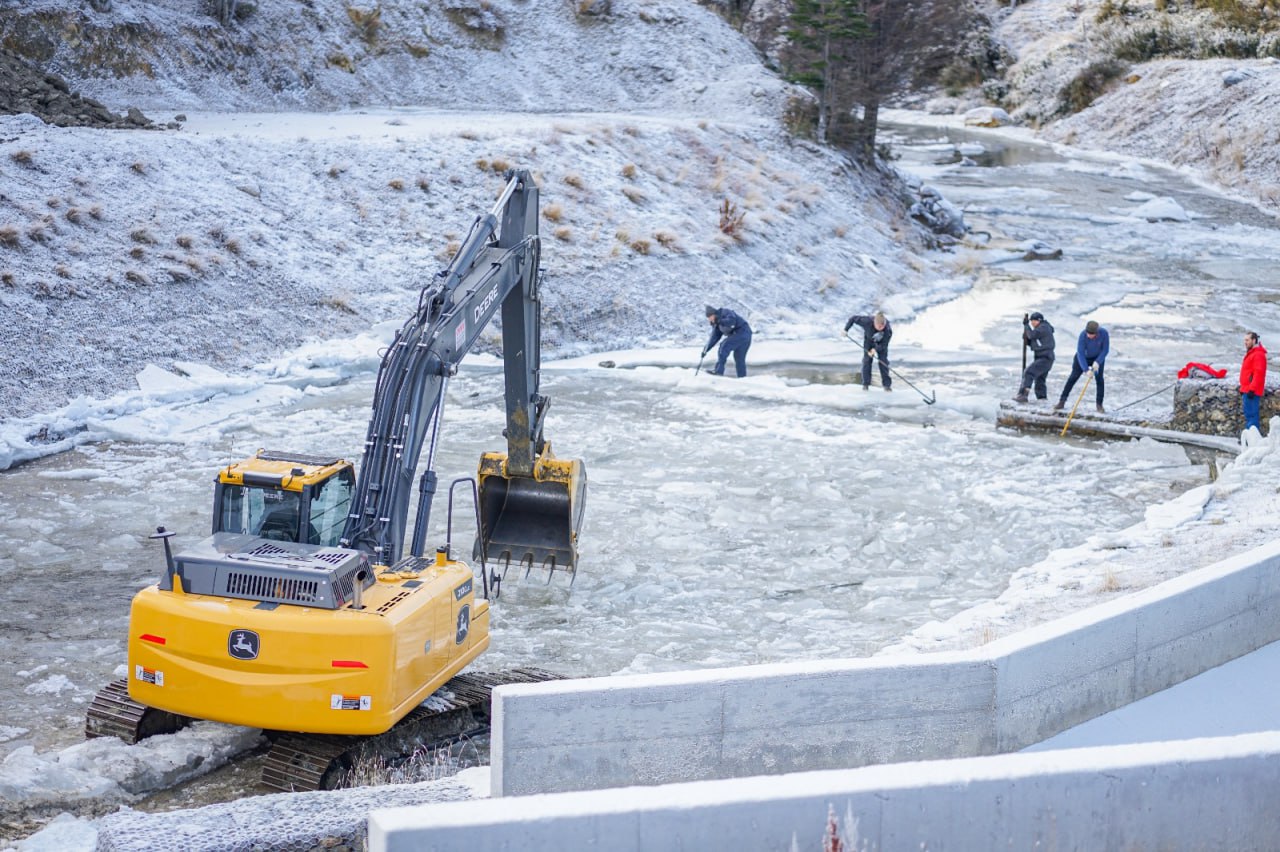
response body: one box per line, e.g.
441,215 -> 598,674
0,225 -> 20,248
620,163 -> 638,179
621,186 -> 645,204
130,228 -> 156,244
130,161 -> 146,175
564,172 -> 585,189
11,150 -> 33,166
543,203 -> 565,223
654,229 -> 680,250
630,238 -> 651,254
553,225 -> 572,241
176,234 -> 194,249
321,293 -> 357,314
416,175 -> 431,192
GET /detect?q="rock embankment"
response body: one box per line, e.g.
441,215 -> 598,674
1173,378 -> 1274,437
0,46 -> 156,129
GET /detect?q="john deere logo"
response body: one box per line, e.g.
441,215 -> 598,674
455,605 -> 470,645
228,630 -> 260,660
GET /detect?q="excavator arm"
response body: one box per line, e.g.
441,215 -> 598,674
341,170 -> 585,572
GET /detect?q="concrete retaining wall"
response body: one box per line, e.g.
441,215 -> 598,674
492,540 -> 1280,796
370,732 -> 1280,851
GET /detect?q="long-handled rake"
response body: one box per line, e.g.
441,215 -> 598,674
845,332 -> 936,405
1059,370 -> 1094,437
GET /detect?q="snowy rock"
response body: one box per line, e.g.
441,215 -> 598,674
909,185 -> 968,239
963,107 -> 1012,127
1020,240 -> 1063,261
1130,196 -> 1191,223
1222,69 -> 1251,87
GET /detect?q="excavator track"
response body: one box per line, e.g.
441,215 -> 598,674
260,667 -> 561,792
85,679 -> 192,743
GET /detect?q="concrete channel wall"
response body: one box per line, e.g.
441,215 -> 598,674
492,539 -> 1280,796
369,732 -> 1280,851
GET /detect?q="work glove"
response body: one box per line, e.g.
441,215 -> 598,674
700,348 -> 709,358
1089,363 -> 1098,374
867,349 -> 876,358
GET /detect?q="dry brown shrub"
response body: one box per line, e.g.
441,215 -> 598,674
225,237 -> 242,255
130,161 -> 146,174
630,238 -> 651,255
620,163 -> 637,179
475,158 -> 490,171
54,264 -> 71,278
621,186 -> 645,205
437,239 -> 462,261
321,294 -> 357,314
88,205 -> 103,220
328,163 -> 347,178
0,225 -> 19,248
564,172 -> 585,189
129,246 -> 145,259
0,271 -> 14,286
65,208 -> 83,225
654,229 -> 680,250
490,157 -> 511,173
176,234 -> 194,249
543,203 -> 564,223
553,226 -> 571,241
416,175 -> 431,191
46,197 -> 61,209
125,269 -> 150,285
27,222 -> 50,243
388,178 -> 405,191
11,150 -> 33,166
718,199 -> 745,238
130,228 -> 156,244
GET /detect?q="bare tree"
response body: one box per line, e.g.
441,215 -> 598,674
211,0 -> 240,26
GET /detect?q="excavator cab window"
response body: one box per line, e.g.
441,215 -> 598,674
219,485 -> 303,543
305,468 -> 354,547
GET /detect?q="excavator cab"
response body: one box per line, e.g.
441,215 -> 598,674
476,447 -> 587,579
213,450 -> 355,547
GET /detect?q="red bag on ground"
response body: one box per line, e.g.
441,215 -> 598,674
1177,362 -> 1228,379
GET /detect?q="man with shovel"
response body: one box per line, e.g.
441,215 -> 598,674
844,311 -> 893,391
702,305 -> 753,377
1014,311 -> 1055,403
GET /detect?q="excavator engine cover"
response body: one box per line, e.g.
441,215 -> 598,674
476,450 -> 586,573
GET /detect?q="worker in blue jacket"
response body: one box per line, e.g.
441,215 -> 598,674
1054,320 -> 1110,413
702,305 -> 752,377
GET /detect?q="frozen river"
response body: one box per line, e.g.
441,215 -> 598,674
2,117 -> 1279,808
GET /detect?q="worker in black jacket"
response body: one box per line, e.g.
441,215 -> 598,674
1014,311 -> 1055,403
845,312 -> 892,391
702,305 -> 752,377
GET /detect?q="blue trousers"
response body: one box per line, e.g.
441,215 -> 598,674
1058,360 -> 1104,405
1243,391 -> 1261,432
714,330 -> 752,378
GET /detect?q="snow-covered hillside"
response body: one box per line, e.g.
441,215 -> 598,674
980,0 -> 1280,213
0,0 -> 928,424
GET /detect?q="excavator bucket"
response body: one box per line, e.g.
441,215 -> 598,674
476,449 -> 587,580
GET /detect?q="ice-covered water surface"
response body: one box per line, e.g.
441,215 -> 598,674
4,120 -> 1280,819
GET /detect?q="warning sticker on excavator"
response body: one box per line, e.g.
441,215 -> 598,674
330,694 -> 372,711
454,320 -> 466,352
135,665 -> 164,687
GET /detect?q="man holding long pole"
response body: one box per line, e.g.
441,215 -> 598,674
1014,312 -> 1055,403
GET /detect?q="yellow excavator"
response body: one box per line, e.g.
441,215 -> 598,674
86,170 -> 586,789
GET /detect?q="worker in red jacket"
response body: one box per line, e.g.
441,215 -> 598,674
1240,331 -> 1268,433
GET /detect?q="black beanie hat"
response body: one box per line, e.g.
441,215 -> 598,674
705,305 -> 716,317
1029,311 -> 1044,321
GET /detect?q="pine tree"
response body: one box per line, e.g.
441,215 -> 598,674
783,0 -> 869,145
